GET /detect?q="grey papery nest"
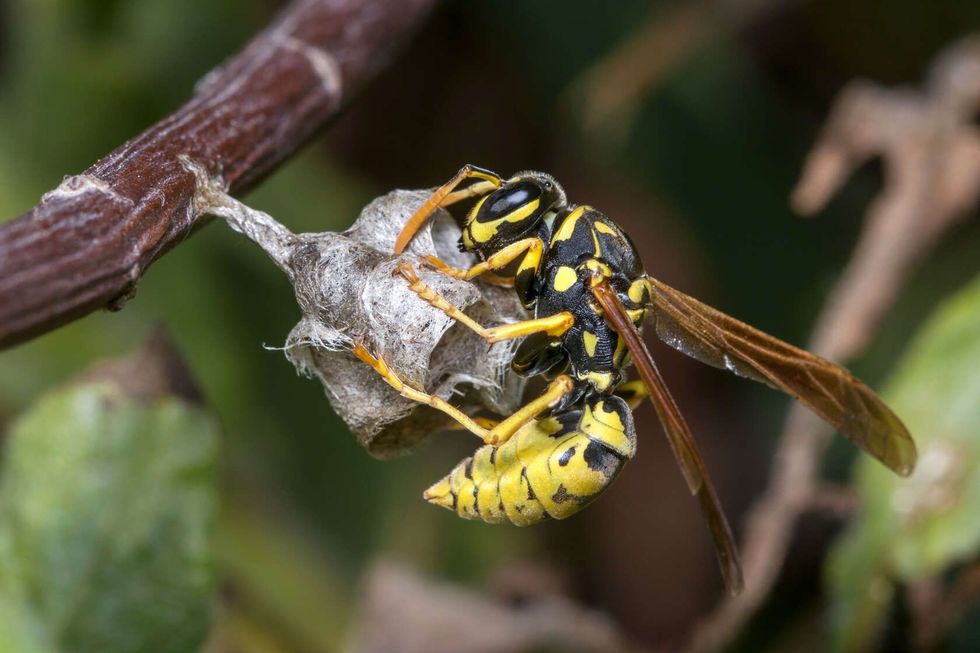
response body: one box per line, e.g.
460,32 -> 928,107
186,160 -> 527,457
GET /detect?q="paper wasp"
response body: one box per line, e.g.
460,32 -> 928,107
354,164 -> 917,595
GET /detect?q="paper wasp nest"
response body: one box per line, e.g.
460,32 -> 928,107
186,160 -> 527,457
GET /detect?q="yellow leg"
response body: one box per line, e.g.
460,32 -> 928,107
354,343 -> 573,447
480,315 -> 575,342
420,237 -> 543,281
397,263 -> 573,343
442,180 -> 500,206
481,273 -> 516,288
423,256 -> 515,288
441,415 -> 500,431
483,375 -> 573,445
394,165 -> 503,254
353,344 -> 490,440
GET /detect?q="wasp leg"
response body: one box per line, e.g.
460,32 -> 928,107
437,375 -> 572,446
478,314 -> 574,342
615,379 -> 649,410
440,415 -> 500,431
397,262 -> 572,344
483,375 -> 574,446
423,256 -> 515,288
480,273 -> 516,288
422,237 -> 543,280
422,236 -> 543,304
355,342 -> 572,447
393,165 -> 503,254
352,344 -> 490,440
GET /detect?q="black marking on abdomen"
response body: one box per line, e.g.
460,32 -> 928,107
558,445 -> 576,466
584,440 -> 621,476
552,485 -> 571,504
552,484 -> 590,506
521,467 -> 537,501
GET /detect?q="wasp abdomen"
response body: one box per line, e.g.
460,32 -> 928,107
424,397 -> 636,525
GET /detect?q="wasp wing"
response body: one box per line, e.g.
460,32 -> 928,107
647,276 -> 917,476
592,280 -> 744,596
695,467 -> 745,596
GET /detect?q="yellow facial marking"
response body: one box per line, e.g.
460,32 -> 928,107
467,194 -> 490,222
551,206 -> 587,243
552,266 -> 578,292
467,197 -> 541,244
591,228 -> 602,257
505,197 -> 541,223
582,330 -> 598,357
468,221 -> 501,245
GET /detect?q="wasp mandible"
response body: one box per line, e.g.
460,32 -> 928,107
355,164 -> 918,595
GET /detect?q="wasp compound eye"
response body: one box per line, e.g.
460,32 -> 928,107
483,181 -> 542,216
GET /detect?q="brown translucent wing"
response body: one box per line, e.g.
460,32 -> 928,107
647,277 -> 917,476
592,281 -> 744,596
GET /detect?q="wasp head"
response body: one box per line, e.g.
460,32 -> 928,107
460,172 -> 566,255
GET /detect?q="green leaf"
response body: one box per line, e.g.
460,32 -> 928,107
0,382 -> 220,653
828,273 -> 980,652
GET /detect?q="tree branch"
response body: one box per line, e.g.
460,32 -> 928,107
0,0 -> 435,350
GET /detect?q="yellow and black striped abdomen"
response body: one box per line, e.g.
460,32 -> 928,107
424,397 -> 637,526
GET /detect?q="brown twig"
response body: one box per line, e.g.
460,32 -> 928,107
687,35 -> 980,653
0,0 -> 435,350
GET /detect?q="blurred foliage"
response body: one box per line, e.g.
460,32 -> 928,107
828,272 -> 980,652
1,0 -> 979,651
211,497 -> 351,651
0,380 -> 219,653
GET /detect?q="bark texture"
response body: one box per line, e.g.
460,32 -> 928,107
0,0 -> 435,349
